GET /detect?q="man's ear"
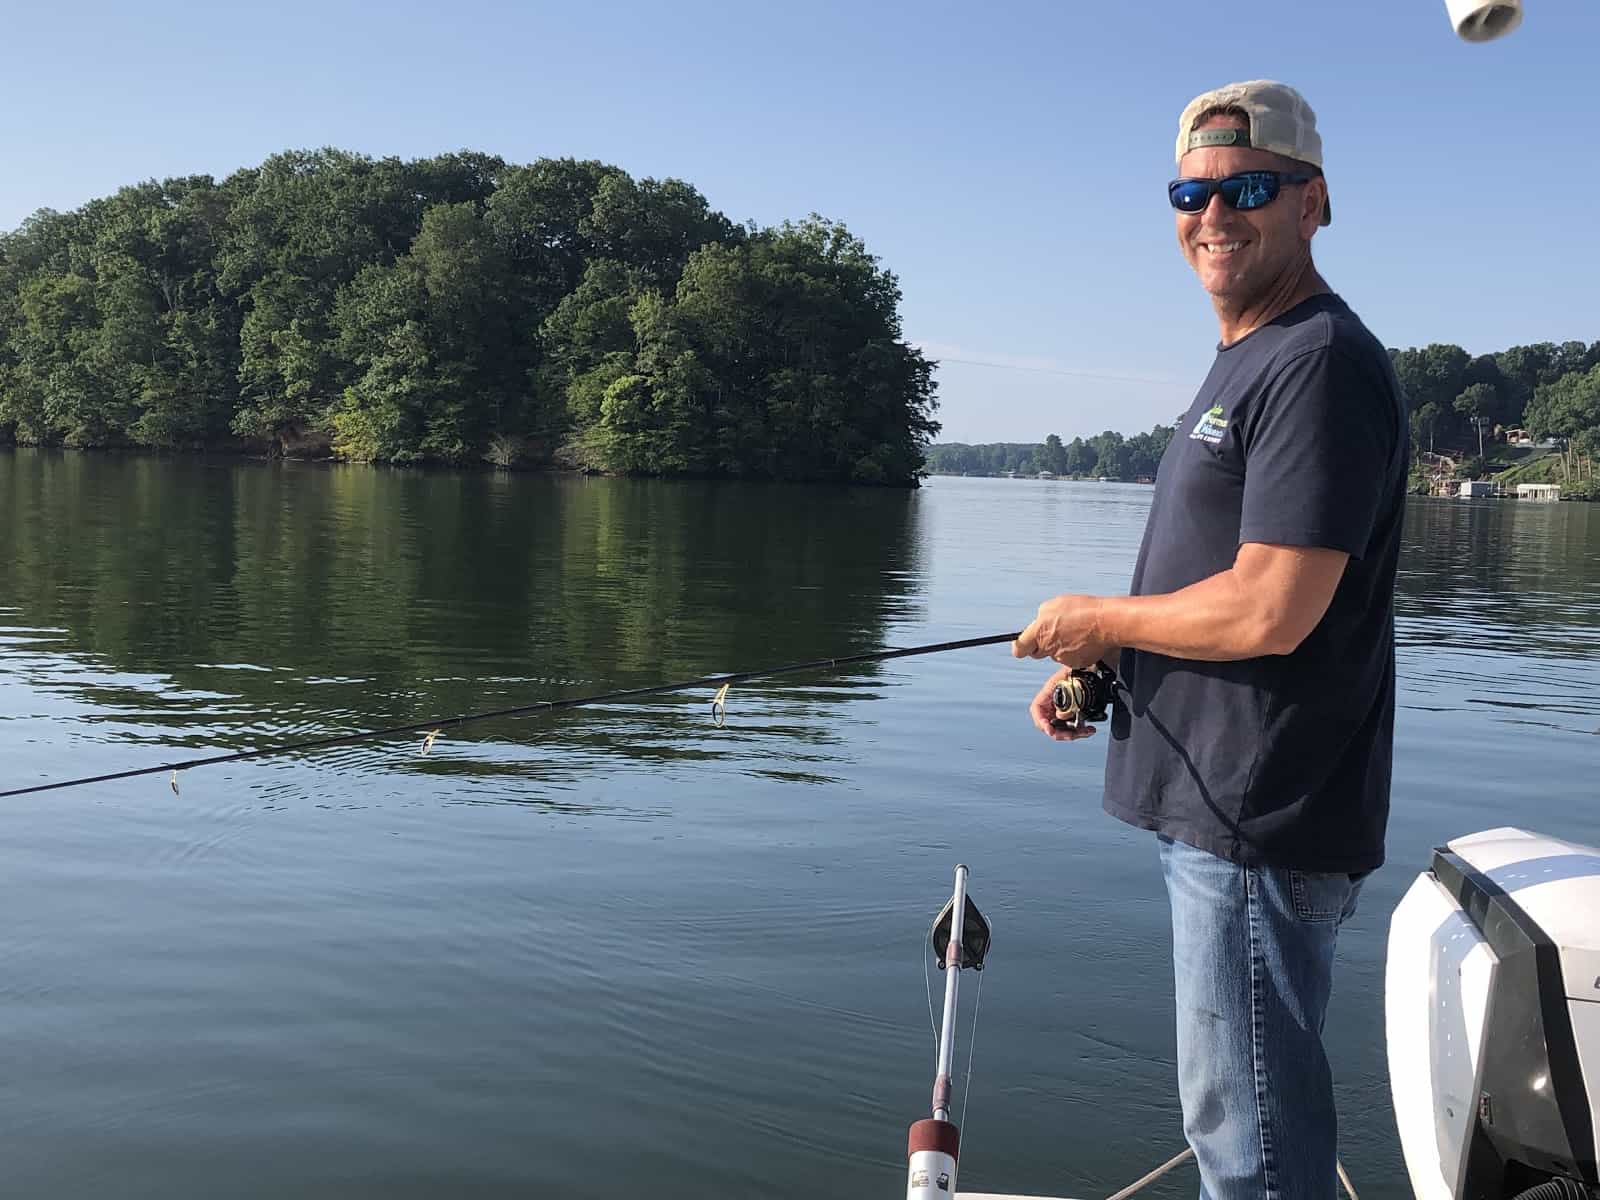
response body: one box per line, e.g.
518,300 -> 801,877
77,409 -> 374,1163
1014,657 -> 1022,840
1301,179 -> 1327,237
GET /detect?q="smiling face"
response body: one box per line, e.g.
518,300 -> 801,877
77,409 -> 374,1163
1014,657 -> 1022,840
1175,114 -> 1326,315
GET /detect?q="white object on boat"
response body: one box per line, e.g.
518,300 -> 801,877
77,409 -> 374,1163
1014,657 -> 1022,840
1387,826 -> 1600,1200
906,866 -> 991,1200
936,825 -> 1600,1200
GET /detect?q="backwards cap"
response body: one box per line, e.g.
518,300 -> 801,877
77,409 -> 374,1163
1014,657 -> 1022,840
1177,80 -> 1330,225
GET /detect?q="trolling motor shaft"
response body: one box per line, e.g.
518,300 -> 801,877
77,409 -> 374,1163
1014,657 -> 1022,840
906,865 -> 991,1200
931,866 -> 968,1123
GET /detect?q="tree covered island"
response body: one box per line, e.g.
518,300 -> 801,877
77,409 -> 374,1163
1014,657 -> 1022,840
0,151 -> 938,485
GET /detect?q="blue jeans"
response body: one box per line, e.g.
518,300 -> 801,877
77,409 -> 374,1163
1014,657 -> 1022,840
1159,835 -> 1365,1200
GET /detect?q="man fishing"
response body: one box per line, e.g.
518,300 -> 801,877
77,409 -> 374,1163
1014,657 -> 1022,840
1013,81 -> 1408,1200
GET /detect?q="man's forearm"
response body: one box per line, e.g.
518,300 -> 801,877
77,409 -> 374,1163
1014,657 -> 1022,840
1016,545 -> 1347,669
1095,541 -> 1351,662
1094,570 -> 1286,662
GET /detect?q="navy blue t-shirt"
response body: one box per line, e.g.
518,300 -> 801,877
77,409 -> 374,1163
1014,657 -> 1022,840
1101,293 -> 1407,874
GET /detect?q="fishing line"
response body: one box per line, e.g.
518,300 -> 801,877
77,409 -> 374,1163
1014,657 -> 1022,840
0,631 -> 1023,800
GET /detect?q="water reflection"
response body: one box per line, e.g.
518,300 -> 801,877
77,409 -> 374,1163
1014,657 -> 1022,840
0,450 -> 926,790
1394,497 -> 1600,738
1397,497 -> 1600,655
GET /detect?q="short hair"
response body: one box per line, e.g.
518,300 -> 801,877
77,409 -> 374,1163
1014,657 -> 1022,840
1192,103 -> 1251,129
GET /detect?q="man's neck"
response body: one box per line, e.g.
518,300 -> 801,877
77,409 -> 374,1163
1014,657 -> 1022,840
1212,259 -> 1330,347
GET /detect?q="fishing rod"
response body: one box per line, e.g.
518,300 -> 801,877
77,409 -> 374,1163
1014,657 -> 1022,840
0,631 -> 1027,800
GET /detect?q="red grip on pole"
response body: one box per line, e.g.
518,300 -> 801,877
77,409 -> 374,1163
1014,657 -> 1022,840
908,1118 -> 961,1160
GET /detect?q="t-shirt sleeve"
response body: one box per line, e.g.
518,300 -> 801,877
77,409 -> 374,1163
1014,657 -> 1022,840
1237,347 -> 1398,559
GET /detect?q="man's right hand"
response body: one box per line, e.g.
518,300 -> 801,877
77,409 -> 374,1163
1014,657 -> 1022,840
1029,667 -> 1098,742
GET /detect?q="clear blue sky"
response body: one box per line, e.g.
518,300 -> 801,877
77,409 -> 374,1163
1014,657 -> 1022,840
3,0 -> 1595,443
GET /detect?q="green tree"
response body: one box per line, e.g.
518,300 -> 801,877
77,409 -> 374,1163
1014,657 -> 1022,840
1410,401 -> 1443,455
578,218 -> 937,483
1125,426 -> 1173,478
1392,343 -> 1472,448
11,271 -> 111,444
1041,433 -> 1068,475
1391,343 -> 1470,410
583,174 -> 738,286
1064,437 -> 1097,477
220,149 -> 486,449
1494,343 -> 1557,426
1088,430 -> 1132,479
94,177 -> 239,446
333,203 -> 516,463
1525,365 -> 1600,484
1453,382 -> 1497,459
485,158 -> 623,310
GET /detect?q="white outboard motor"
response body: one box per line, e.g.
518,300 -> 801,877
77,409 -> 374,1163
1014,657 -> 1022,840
1387,828 -> 1600,1200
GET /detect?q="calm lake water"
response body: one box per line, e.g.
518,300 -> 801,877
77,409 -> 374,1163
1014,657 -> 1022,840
1,449 -> 1597,1199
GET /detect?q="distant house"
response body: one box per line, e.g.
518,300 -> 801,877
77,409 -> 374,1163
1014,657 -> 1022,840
1457,480 -> 1498,498
1515,483 -> 1561,502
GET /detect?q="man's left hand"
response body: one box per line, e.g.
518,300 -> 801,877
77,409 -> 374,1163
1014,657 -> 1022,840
1012,594 -> 1110,668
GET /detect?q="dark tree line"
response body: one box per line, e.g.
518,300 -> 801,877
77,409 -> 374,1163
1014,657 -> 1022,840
1391,340 -> 1600,486
926,427 -> 1175,481
927,339 -> 1599,492
0,150 -> 938,485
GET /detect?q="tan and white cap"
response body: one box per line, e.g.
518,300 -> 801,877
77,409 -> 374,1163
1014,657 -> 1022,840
1176,80 -> 1331,225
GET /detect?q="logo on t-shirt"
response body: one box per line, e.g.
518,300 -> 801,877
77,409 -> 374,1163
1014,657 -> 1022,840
1189,403 -> 1228,444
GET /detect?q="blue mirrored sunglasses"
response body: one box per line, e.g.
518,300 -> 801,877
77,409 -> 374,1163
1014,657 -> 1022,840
1167,170 -> 1318,214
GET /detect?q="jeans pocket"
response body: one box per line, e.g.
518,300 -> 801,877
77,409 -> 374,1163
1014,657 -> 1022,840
1289,868 -> 1354,922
